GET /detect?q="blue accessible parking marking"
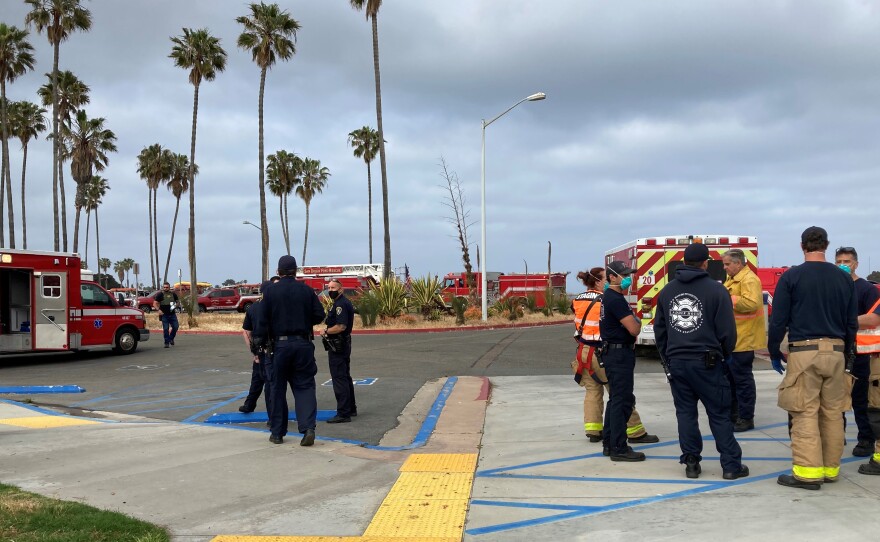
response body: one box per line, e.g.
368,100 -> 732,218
321,377 -> 377,386
0,385 -> 85,394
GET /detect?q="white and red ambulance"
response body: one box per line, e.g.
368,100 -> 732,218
0,249 -> 150,356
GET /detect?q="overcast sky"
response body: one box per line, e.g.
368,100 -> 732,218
3,0 -> 880,290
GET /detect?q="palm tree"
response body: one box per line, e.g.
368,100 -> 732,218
265,149 -> 300,255
121,257 -> 135,288
136,144 -> 173,289
296,157 -> 329,266
0,23 -> 36,249
8,100 -> 47,249
97,256 -> 110,286
349,0 -> 391,278
347,126 -> 379,263
83,175 -> 108,276
163,153 -> 195,284
169,28 -> 227,326
237,2 -> 300,281
37,69 -> 90,251
60,109 -> 116,255
113,260 -> 125,286
25,0 -> 92,252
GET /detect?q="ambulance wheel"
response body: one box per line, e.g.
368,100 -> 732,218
114,327 -> 139,355
240,302 -> 252,312
198,304 -> 207,313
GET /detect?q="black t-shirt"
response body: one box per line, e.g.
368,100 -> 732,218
154,291 -> 179,315
855,278 -> 880,315
599,288 -> 636,344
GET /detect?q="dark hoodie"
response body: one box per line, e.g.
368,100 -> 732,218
655,265 -> 736,362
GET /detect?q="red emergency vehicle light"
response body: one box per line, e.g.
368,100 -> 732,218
666,238 -> 676,245
738,237 -> 749,244
719,237 -> 729,244
646,239 -> 657,246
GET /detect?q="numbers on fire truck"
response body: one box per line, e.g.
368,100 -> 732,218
639,274 -> 655,286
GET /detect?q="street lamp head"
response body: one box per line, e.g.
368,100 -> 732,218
527,92 -> 547,101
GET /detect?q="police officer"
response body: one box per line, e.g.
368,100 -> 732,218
655,243 -> 747,480
322,279 -> 357,423
857,298 -> 880,475
769,226 -> 858,490
834,246 -> 880,457
599,261 -> 645,462
260,255 -> 325,446
239,277 -> 278,418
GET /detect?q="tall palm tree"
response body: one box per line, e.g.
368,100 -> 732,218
0,23 -> 36,249
265,149 -> 300,255
37,69 -> 90,251
296,157 -> 329,266
113,260 -> 125,286
169,28 -> 227,326
25,0 -> 92,252
349,0 -> 391,278
163,153 -> 195,284
136,144 -> 172,289
82,174 -> 107,271
8,100 -> 46,249
237,2 -> 300,281
60,109 -> 116,255
347,125 -> 379,263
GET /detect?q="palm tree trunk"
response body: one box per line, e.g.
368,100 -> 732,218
0,79 -> 13,249
258,67 -> 269,282
72,203 -> 81,254
52,40 -> 60,251
59,155 -> 68,251
95,208 -> 101,288
366,162 -> 373,263
163,195 -> 181,284
302,201 -> 309,266
187,83 -> 200,327
84,209 -> 91,268
283,193 -> 291,255
278,196 -> 288,255
371,14 -> 391,279
153,187 -> 160,288
20,142 -> 29,249
148,188 -> 155,289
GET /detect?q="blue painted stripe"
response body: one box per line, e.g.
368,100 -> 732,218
103,390 -> 251,409
479,473 -> 711,485
182,392 -> 248,423
470,500 -> 600,512
129,402 -> 219,415
0,385 -> 85,394
76,384 -> 247,407
646,455 -> 792,461
204,410 -> 337,424
71,367 -> 208,406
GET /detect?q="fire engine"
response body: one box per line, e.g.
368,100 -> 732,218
296,264 -> 385,293
605,235 -> 759,345
441,271 -> 568,308
0,249 -> 150,355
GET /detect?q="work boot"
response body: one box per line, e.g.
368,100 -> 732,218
326,415 -> 351,424
777,474 -> 820,490
685,456 -> 701,479
852,440 -> 874,457
269,435 -> 283,444
733,418 -> 755,432
610,448 -> 646,462
858,458 -> 880,475
628,433 -> 659,444
239,405 -> 255,413
587,431 -> 603,443
723,464 -> 750,480
300,429 -> 316,447
602,447 -> 610,457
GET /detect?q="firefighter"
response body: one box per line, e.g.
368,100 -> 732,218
655,242 -> 748,480
260,255 -> 326,446
857,298 -> 880,475
599,261 -> 646,462
722,249 -> 766,432
834,246 -> 880,457
322,279 -> 357,423
769,226 -> 858,490
572,267 -> 658,445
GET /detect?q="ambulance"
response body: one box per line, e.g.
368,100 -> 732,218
605,235 -> 759,345
0,249 -> 150,356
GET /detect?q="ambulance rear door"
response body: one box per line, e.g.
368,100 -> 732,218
33,271 -> 68,350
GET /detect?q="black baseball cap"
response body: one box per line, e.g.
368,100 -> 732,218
607,261 -> 636,276
683,243 -> 709,262
277,255 -> 297,272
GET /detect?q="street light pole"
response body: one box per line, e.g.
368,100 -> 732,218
480,92 -> 546,321
242,220 -> 262,232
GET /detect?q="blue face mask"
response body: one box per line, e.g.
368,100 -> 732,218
838,264 -> 852,274
603,282 -> 610,292
620,276 -> 633,290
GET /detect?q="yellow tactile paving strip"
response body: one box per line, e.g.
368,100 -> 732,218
210,453 -> 478,542
0,416 -> 100,429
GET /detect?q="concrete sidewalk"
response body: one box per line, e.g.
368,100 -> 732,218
1,372 -> 878,541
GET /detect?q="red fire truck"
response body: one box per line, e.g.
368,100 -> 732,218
605,235 -> 759,345
296,264 -> 385,293
441,271 -> 568,308
0,249 -> 150,355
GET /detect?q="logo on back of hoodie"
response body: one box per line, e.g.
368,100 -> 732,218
670,293 -> 704,334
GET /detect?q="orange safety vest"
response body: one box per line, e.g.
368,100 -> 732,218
856,298 -> 880,354
572,290 -> 603,344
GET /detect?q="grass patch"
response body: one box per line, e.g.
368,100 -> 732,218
0,483 -> 170,542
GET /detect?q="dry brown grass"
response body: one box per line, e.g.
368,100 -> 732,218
146,311 -> 568,333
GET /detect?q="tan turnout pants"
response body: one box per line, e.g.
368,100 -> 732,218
868,355 -> 880,462
777,338 -> 849,482
579,345 -> 647,438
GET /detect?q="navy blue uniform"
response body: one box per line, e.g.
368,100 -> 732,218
241,303 -> 273,417
599,288 -> 637,456
325,294 -> 356,418
655,265 -> 743,474
851,278 -> 880,443
259,277 -> 325,439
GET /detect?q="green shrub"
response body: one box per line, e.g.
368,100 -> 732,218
352,290 -> 380,327
491,296 -> 524,321
410,275 -> 445,318
554,292 -> 571,314
451,296 -> 468,325
524,294 -> 539,314
373,278 -> 408,318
